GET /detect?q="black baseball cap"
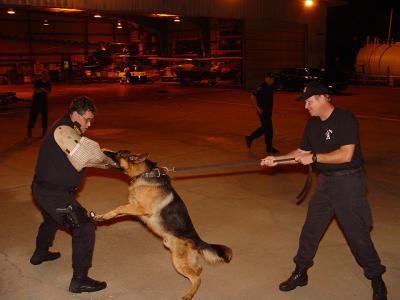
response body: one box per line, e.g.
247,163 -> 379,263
297,81 -> 330,101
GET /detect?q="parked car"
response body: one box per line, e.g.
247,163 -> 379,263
0,91 -> 18,106
274,67 -> 347,94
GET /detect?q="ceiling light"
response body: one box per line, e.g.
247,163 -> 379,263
7,8 -> 16,15
304,0 -> 314,7
43,19 -> 50,26
174,16 -> 180,23
117,21 -> 122,29
94,13 -> 101,18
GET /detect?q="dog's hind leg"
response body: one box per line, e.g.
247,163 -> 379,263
188,246 -> 202,276
96,203 -> 150,221
171,239 -> 202,300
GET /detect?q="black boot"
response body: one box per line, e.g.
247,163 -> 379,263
30,249 -> 61,265
245,136 -> 252,149
279,267 -> 308,292
69,271 -> 107,293
372,276 -> 387,300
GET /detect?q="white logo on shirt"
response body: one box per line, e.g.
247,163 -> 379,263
325,129 -> 333,140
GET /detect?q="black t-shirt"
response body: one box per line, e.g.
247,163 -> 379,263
34,115 -> 85,187
33,79 -> 51,100
299,107 -> 364,172
252,82 -> 274,113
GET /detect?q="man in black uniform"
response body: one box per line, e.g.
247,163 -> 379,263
27,70 -> 51,137
246,72 -> 279,154
30,96 -> 107,293
260,81 -> 387,300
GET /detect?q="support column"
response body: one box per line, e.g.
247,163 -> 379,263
83,17 -> 88,59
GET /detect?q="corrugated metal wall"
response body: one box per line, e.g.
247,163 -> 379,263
244,19 -> 307,87
242,2 -> 327,88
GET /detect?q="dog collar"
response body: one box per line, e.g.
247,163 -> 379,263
140,167 -> 168,179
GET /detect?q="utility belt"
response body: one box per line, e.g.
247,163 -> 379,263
321,167 -> 363,177
33,176 -> 78,194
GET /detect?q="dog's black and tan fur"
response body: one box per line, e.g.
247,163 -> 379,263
96,150 -> 232,300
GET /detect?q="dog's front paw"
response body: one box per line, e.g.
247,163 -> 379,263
94,214 -> 105,222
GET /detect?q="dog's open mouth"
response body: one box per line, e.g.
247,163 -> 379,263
103,150 -> 124,170
103,150 -> 148,170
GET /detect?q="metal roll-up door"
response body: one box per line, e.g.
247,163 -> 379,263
243,19 -> 306,88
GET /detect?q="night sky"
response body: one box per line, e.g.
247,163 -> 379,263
326,0 -> 400,71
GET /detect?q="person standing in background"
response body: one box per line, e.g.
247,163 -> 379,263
27,70 -> 51,137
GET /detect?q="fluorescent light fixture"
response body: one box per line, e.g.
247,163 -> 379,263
150,13 -> 178,18
94,13 -> 101,18
7,8 -> 16,15
47,8 -> 84,13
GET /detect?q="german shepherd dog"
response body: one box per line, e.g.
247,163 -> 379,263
96,150 -> 232,300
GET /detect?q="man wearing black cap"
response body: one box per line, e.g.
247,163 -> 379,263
260,81 -> 387,300
245,73 -> 279,154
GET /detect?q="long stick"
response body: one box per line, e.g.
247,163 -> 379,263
171,157 -> 297,172
273,157 -> 296,163
172,160 -> 260,172
169,156 -> 311,204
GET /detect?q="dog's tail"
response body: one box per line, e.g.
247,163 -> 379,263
198,242 -> 232,264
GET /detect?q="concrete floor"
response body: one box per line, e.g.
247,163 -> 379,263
0,82 -> 399,300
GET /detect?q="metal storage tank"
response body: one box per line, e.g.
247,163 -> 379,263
379,43 -> 400,77
356,42 -> 400,85
355,42 -> 380,74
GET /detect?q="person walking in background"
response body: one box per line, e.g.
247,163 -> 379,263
246,72 -> 279,154
27,70 -> 51,137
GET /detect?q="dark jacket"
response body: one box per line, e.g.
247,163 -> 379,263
253,82 -> 274,114
34,115 -> 85,188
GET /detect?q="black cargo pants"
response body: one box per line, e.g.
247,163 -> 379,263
248,111 -> 273,147
294,171 -> 386,279
32,182 -> 95,275
27,97 -> 48,133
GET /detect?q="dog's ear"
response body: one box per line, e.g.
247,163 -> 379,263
135,152 -> 149,163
